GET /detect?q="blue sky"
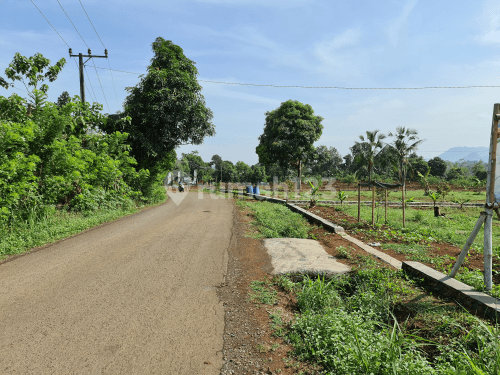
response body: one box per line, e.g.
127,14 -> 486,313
1,0 -> 500,165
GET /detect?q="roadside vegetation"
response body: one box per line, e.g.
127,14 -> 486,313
238,199 -> 500,374
0,39 -> 215,260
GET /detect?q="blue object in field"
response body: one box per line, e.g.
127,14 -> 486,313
253,186 -> 260,195
246,185 -> 253,194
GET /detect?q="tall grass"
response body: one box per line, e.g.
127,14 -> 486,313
284,270 -> 500,374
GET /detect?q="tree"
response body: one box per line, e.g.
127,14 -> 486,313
427,156 -> 447,178
307,145 -> 342,178
353,130 -> 386,183
57,91 -> 71,108
387,127 -> 424,186
181,150 -> 209,180
235,161 -> 252,182
221,161 -> 237,182
472,161 -> 487,180
408,156 -> 429,180
250,164 -> 267,184
256,100 -> 323,187
4,52 -> 66,110
122,37 -> 215,172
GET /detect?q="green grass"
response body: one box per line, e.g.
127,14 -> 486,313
0,198 -> 166,260
236,200 -> 309,238
262,270 -> 500,374
259,188 -> 486,203
239,199 -> 500,373
340,204 -> 500,255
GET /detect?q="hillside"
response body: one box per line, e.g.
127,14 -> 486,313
438,146 -> 489,163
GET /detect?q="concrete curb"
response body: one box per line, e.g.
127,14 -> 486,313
402,261 -> 500,320
338,233 -> 403,269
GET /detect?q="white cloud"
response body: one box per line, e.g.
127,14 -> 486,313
312,28 -> 363,78
387,0 -> 418,47
475,0 -> 500,45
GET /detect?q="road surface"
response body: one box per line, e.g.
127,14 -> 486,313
0,191 -> 233,374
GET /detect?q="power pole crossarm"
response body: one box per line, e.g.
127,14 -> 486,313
69,48 -> 108,103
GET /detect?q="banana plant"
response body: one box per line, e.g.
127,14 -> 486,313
337,191 -> 348,206
308,181 -> 320,208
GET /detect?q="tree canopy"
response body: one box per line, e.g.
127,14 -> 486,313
256,100 -> 323,185
427,156 -> 447,178
120,37 -> 215,171
4,52 -> 66,109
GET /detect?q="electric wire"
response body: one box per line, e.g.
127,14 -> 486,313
89,61 -> 110,112
57,0 -> 109,110
83,65 -> 97,103
30,0 -> 69,47
79,0 -> 119,108
56,0 -> 88,49
89,67 -> 500,90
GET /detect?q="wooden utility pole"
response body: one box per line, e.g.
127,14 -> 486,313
69,48 -> 108,103
357,184 -> 361,222
372,183 -> 375,227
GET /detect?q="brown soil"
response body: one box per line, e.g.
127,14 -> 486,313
304,204 -> 500,284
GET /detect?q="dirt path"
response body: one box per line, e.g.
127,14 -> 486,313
0,192 -> 234,374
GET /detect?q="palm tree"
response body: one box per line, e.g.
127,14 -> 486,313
353,130 -> 386,183
387,127 -> 425,189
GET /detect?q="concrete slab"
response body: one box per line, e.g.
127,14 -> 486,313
263,238 -> 351,277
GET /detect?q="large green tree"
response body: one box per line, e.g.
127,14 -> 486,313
427,156 -> 447,178
256,100 -> 323,187
121,37 -> 215,172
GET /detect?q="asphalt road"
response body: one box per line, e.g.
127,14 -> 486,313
0,191 -> 234,374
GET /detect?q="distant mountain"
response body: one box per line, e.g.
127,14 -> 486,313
437,147 -> 490,163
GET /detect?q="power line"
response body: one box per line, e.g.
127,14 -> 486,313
90,66 -> 500,90
83,65 -> 97,103
56,1 -> 110,110
78,0 -> 105,48
78,0 -> 120,108
89,60 -> 110,112
57,0 -> 88,48
30,0 -> 69,47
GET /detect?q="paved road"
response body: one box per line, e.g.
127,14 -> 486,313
0,191 -> 234,374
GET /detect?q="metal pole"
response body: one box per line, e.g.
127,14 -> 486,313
450,212 -> 486,278
79,53 -> 85,103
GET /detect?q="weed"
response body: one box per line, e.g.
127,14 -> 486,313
248,279 -> 278,305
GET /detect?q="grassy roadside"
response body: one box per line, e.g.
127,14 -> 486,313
238,200 -> 500,375
0,195 -> 168,262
